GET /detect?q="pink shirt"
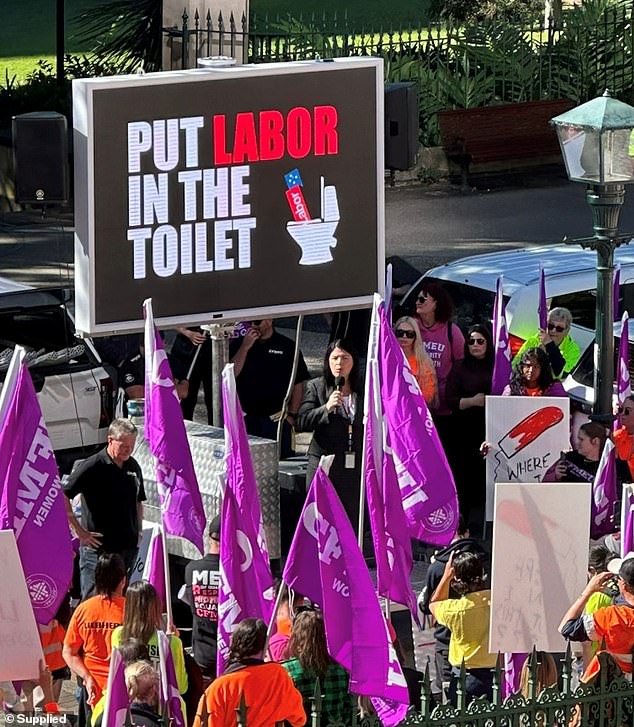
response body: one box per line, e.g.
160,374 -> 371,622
417,320 -> 465,415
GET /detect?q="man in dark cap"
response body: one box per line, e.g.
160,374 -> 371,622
559,552 -> 634,680
181,516 -> 221,683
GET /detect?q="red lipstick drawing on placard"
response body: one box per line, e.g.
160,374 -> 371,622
498,407 -> 565,458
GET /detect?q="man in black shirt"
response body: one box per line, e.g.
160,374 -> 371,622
229,319 -> 310,458
181,516 -> 221,684
63,418 -> 145,599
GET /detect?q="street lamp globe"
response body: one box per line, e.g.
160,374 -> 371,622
551,91 -> 634,185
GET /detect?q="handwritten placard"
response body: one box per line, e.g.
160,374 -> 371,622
485,395 -> 570,520
489,483 -> 590,653
0,530 -> 44,680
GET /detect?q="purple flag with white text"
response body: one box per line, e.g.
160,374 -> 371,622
538,265 -> 547,330
614,266 -> 621,321
143,525 -> 167,612
283,461 -> 409,724
217,363 -> 274,674
618,311 -> 631,406
102,648 -> 129,727
144,300 -> 205,553
217,485 -> 274,674
377,301 -> 458,545
364,359 -> 419,623
491,276 -> 512,395
591,439 -> 618,540
0,347 -> 73,624
158,630 -> 186,727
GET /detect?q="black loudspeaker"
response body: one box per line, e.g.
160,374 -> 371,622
12,112 -> 69,205
384,82 -> 419,171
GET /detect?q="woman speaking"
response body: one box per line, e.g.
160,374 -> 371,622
296,338 -> 363,529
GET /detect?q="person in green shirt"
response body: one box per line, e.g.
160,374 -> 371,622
513,307 -> 581,380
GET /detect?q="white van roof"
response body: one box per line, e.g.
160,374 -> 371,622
426,243 -> 634,295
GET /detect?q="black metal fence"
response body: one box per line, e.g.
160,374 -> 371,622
162,4 -> 634,146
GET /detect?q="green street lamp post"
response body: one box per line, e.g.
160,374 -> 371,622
551,91 -> 634,416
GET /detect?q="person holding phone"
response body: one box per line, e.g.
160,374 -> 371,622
543,422 -> 609,483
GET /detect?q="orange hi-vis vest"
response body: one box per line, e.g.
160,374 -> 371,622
40,620 -> 67,672
583,604 -> 634,681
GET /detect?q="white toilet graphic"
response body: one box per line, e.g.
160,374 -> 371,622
287,177 -> 340,265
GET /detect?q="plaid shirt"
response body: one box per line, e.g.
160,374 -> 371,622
283,658 -> 352,723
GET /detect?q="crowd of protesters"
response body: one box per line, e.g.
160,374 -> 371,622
6,279 -> 634,725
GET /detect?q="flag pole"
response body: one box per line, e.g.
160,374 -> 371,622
264,583 -> 286,660
159,519 -> 174,631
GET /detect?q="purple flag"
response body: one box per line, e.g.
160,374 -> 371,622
283,461 -> 409,724
614,265 -> 621,321
618,311 -> 631,406
143,299 -> 205,553
377,301 -> 459,545
621,485 -> 634,556
538,265 -> 547,330
0,347 -> 73,624
142,525 -> 167,612
591,439 -> 618,540
217,363 -> 274,674
503,652 -> 527,698
491,276 -> 512,395
364,359 -> 419,624
158,630 -> 186,727
102,648 -> 129,727
217,485 -> 274,674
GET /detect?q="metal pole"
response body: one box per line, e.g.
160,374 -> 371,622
586,183 -> 625,416
56,0 -> 65,85
211,335 -> 229,427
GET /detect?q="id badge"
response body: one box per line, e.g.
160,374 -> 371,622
344,452 -> 356,469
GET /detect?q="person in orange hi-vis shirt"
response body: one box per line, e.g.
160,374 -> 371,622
63,554 -> 127,724
193,618 -> 305,727
559,552 -> 634,680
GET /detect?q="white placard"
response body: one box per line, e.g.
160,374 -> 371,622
485,395 -> 570,520
0,530 -> 44,680
129,524 -> 158,585
489,482 -> 590,653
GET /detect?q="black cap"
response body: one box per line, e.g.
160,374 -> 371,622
208,515 -> 221,541
620,558 -> 634,589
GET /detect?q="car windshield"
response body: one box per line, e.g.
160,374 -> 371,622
572,336 -> 634,389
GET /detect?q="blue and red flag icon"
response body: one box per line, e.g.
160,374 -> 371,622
284,167 -> 311,222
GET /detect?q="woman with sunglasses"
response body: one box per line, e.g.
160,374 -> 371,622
393,316 -> 438,407
512,307 -> 580,380
414,282 -> 465,449
445,324 -> 494,527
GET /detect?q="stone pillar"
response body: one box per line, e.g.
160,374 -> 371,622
162,0 -> 249,70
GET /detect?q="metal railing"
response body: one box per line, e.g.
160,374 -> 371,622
191,649 -> 634,727
162,4 -> 634,146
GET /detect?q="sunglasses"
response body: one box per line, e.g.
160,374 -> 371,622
395,328 -> 416,339
547,323 -> 566,333
416,294 -> 429,303
468,337 -> 486,345
619,406 -> 634,415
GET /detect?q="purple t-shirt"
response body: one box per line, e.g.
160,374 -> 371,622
417,320 -> 465,416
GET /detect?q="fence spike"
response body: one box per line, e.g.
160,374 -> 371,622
310,677 -> 322,727
457,658 -> 466,712
420,657 -> 432,717
492,652 -> 502,706
561,641 -> 572,695
528,646 -> 538,701
236,693 -> 248,727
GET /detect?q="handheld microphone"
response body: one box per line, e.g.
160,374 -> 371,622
334,375 -> 345,391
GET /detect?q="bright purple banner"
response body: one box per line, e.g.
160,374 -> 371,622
614,266 -> 621,322
377,302 -> 458,546
538,265 -> 547,331
143,299 -> 205,554
102,648 -> 129,727
618,311 -> 631,407
0,348 -> 73,624
217,364 -> 274,674
283,462 -> 409,723
364,359 -> 419,623
144,525 -> 167,612
158,630 -> 186,727
491,276 -> 512,395
216,485 -> 274,674
591,439 -> 618,540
